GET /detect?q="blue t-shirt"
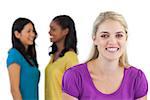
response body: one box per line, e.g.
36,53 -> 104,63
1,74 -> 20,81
7,48 -> 40,100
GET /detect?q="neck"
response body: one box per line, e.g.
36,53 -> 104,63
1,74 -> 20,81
24,45 -> 28,52
55,40 -> 65,53
94,57 -> 120,75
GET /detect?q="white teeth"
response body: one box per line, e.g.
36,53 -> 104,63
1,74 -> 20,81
29,37 -> 34,41
106,48 -> 119,52
50,36 -> 54,39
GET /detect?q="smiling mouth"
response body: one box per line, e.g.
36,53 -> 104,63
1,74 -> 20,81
50,36 -> 54,39
105,47 -> 119,52
28,37 -> 34,41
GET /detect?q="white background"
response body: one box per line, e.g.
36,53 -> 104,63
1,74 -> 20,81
0,0 -> 150,99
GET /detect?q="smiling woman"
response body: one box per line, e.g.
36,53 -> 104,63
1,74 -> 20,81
45,15 -> 79,100
6,18 -> 40,100
62,11 -> 148,100
93,19 -> 127,64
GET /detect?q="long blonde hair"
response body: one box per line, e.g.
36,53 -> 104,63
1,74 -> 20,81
87,11 -> 130,67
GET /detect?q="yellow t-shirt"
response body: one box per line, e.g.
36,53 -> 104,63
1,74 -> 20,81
45,51 -> 78,100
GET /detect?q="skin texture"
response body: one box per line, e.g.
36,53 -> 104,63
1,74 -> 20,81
8,63 -> 22,100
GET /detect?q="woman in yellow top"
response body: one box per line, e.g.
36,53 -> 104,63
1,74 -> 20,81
45,15 -> 79,100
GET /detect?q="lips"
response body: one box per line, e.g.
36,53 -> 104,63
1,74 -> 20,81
105,47 -> 119,52
50,36 -> 54,39
28,37 -> 34,41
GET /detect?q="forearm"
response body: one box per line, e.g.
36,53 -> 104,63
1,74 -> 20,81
11,88 -> 22,100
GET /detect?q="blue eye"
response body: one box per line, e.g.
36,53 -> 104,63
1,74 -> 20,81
101,34 -> 109,38
116,34 -> 123,38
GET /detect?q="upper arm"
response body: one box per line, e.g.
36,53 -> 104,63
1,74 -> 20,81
62,92 -> 78,100
134,70 -> 148,99
8,63 -> 20,90
62,68 -> 82,98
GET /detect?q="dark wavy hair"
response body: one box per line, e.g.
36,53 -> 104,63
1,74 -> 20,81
49,15 -> 78,57
12,17 -> 38,67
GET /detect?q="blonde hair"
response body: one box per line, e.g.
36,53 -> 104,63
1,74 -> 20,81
87,11 -> 130,67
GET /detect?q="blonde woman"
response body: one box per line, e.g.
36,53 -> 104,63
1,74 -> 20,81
62,11 -> 148,100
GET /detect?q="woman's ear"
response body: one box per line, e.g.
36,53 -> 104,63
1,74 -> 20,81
92,35 -> 97,46
14,31 -> 20,39
126,34 -> 128,41
63,28 -> 69,35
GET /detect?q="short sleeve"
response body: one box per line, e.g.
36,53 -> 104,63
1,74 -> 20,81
65,51 -> 78,70
62,69 -> 82,98
6,48 -> 21,68
134,70 -> 148,99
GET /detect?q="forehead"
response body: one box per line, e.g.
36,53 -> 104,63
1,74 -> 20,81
50,21 -> 59,27
23,23 -> 33,29
97,20 -> 125,33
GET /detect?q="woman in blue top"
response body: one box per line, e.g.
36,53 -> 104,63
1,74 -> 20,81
7,18 -> 40,100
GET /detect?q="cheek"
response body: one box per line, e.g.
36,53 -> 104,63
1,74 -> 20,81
94,37 -> 103,45
21,32 -> 28,37
120,40 -> 126,47
98,39 -> 106,47
120,41 -> 127,52
97,42 -> 106,51
55,32 -> 62,38
54,29 -> 62,35
53,32 -> 64,41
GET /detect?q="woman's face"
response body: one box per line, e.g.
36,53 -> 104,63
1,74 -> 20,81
94,19 -> 127,61
15,23 -> 36,48
49,21 -> 68,43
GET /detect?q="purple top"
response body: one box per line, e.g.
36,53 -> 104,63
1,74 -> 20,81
62,63 -> 148,100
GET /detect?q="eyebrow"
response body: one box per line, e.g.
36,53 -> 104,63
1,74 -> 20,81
116,31 -> 125,34
100,31 -> 125,34
100,31 -> 109,34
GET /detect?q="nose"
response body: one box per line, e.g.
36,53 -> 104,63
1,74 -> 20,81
108,36 -> 117,45
48,29 -> 51,35
49,29 -> 53,36
30,31 -> 36,39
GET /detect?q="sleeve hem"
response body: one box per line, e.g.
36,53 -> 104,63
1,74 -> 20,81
135,93 -> 147,99
7,62 -> 20,68
62,89 -> 78,98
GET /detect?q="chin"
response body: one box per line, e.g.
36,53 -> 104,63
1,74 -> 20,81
50,39 -> 55,42
107,58 -> 119,61
104,55 -> 120,61
28,42 -> 34,45
50,40 -> 53,42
